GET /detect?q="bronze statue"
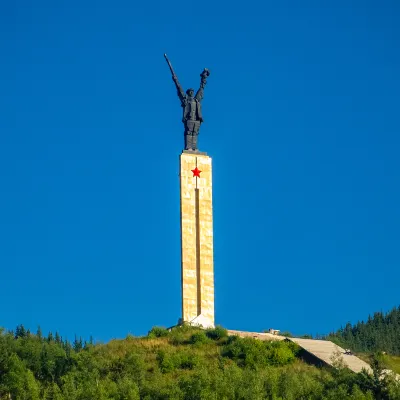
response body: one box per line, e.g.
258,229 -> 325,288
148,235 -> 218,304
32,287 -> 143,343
164,54 -> 210,151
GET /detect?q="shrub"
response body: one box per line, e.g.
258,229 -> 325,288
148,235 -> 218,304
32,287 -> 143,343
179,352 -> 200,369
157,349 -> 199,373
169,330 -> 186,346
222,337 -> 296,368
267,342 -> 295,365
190,332 -> 210,345
286,340 -> 301,356
148,326 -> 169,338
175,323 -> 198,334
206,326 -> 228,341
157,350 -> 176,373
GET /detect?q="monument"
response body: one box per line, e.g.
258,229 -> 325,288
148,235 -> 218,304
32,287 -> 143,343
165,54 -> 215,328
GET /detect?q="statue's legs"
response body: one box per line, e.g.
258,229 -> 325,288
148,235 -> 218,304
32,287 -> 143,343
192,121 -> 200,151
184,134 -> 192,150
184,121 -> 201,151
191,134 -> 198,150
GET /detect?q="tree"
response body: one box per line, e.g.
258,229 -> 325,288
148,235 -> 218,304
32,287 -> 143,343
117,377 -> 140,400
73,336 -> 82,352
44,382 -> 63,400
37,326 -> 43,340
55,332 -> 61,345
15,324 -> 27,339
3,353 -> 40,400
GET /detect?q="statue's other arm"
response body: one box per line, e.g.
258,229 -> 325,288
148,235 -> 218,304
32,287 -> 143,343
195,68 -> 210,102
172,75 -> 186,103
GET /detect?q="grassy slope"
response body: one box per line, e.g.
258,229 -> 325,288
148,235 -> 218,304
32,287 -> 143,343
97,326 -> 307,372
381,355 -> 400,375
356,353 -> 400,375
91,326 -> 328,396
94,326 -> 326,377
106,328 -> 400,379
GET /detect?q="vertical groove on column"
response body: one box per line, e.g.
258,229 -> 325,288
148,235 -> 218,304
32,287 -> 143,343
195,188 -> 201,316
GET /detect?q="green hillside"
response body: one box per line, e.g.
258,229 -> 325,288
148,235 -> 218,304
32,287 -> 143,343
1,324 -> 400,400
358,353 -> 400,376
383,355 -> 400,375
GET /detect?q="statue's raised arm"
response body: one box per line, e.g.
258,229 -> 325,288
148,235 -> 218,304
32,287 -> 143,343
195,68 -> 210,102
164,54 -> 185,103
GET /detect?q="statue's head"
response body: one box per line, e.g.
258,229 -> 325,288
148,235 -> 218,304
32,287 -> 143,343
186,88 -> 194,97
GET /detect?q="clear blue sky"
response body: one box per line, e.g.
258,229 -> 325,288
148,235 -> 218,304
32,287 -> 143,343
1,0 -> 399,342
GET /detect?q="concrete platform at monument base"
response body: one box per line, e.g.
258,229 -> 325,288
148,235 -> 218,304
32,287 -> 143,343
227,330 -> 372,374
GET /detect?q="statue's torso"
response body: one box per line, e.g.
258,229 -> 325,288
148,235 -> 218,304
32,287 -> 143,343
183,96 -> 199,121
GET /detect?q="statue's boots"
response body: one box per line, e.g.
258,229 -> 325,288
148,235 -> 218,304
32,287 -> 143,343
185,134 -> 192,151
191,135 -> 197,151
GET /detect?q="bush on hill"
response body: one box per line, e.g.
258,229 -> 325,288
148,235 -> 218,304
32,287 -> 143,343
222,336 -> 297,368
147,326 -> 169,338
205,325 -> 228,340
190,331 -> 211,345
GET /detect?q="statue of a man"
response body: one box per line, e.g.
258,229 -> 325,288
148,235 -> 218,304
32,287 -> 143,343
164,55 -> 210,151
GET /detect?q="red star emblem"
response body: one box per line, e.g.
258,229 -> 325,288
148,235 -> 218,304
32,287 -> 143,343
191,167 -> 202,178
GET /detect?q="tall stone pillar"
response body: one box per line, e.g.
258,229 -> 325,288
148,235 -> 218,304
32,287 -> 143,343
180,151 -> 214,328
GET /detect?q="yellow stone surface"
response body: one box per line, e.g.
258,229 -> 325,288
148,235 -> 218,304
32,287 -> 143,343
180,152 -> 214,327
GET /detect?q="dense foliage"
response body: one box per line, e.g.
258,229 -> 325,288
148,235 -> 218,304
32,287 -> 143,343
1,324 -> 400,399
328,307 -> 400,355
